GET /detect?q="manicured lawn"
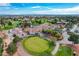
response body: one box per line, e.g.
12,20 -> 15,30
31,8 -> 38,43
22,36 -> 53,55
55,45 -> 73,56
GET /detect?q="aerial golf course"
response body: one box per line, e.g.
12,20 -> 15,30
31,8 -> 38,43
22,36 -> 54,56
22,36 -> 73,56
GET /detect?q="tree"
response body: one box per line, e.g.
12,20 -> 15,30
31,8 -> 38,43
49,19 -> 57,24
6,43 -> 17,55
21,20 -> 30,28
13,35 -> 21,43
8,21 -> 12,25
42,29 -> 62,40
68,33 -> 79,44
0,38 -> 3,45
0,38 -> 3,56
31,18 -> 49,25
0,46 -> 3,56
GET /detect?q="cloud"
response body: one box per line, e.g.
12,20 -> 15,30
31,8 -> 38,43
32,6 -> 41,8
14,7 -> 19,10
31,6 -> 51,9
0,3 -> 10,6
0,4 -> 79,15
32,5 -> 79,15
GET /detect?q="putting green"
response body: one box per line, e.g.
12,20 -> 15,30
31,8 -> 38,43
22,36 -> 52,55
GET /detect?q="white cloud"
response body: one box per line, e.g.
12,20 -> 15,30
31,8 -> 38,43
0,5 -> 79,15
0,3 -> 10,6
14,7 -> 19,10
32,6 -> 41,8
31,6 -> 51,9
32,5 -> 79,15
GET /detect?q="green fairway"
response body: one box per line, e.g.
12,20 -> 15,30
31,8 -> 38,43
22,36 -> 53,55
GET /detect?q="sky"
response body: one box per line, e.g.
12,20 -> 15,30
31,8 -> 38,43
0,3 -> 79,15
